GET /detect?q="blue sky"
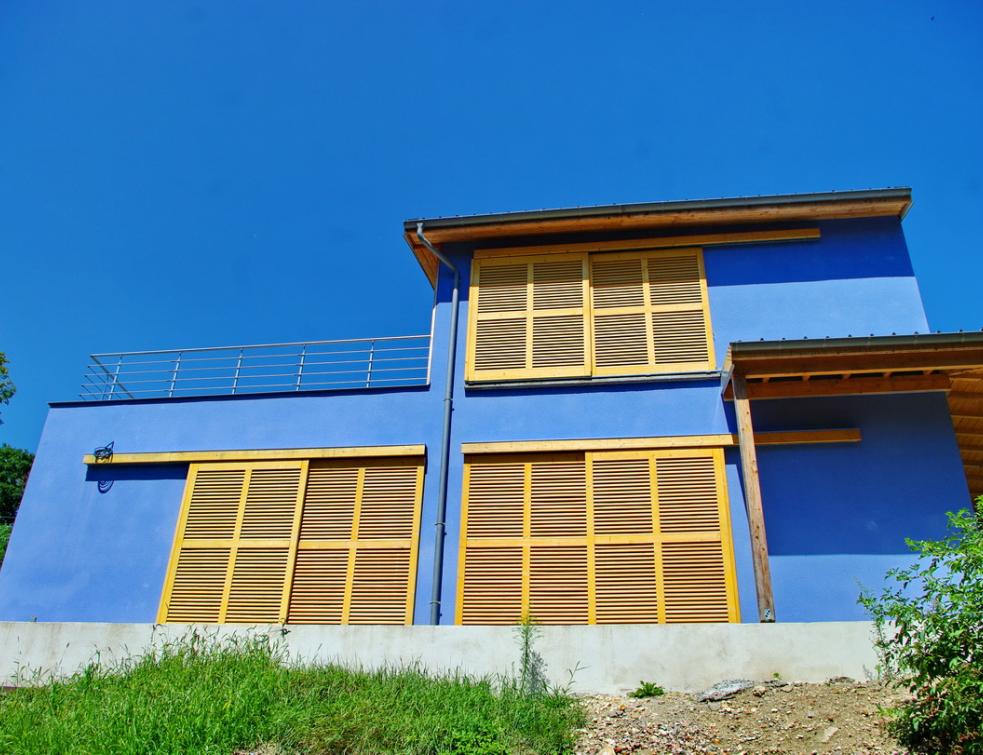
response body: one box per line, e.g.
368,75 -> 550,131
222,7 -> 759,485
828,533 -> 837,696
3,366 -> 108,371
2,1 -> 981,451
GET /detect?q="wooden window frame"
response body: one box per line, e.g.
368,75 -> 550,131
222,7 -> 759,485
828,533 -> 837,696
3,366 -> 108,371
158,455 -> 424,626
456,446 -> 740,625
466,247 -> 715,383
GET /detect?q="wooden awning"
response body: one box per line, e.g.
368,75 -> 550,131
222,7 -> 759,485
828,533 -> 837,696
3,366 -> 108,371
723,332 -> 983,500
722,332 -> 983,401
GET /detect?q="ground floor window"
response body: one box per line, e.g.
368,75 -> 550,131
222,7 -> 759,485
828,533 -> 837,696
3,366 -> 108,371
457,448 -> 739,624
158,456 -> 423,625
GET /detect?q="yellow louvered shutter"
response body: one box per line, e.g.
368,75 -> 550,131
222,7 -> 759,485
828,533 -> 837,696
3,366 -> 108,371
589,249 -> 714,375
161,455 -> 423,626
160,461 -> 307,624
467,255 -> 590,381
287,457 -> 422,626
458,448 -> 738,625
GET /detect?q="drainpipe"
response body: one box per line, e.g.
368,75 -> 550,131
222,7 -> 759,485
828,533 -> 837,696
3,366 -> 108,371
416,222 -> 459,625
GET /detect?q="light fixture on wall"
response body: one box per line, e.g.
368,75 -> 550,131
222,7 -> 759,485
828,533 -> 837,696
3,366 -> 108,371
93,441 -> 114,463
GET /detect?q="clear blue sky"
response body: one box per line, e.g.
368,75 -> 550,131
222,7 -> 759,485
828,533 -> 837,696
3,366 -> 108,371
2,2 -> 981,451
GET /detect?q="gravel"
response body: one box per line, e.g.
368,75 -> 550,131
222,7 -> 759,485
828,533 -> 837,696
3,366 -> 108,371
575,678 -> 908,754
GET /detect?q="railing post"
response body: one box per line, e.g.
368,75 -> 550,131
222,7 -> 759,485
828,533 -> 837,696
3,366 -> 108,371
231,349 -> 243,394
108,357 -> 122,400
366,340 -> 376,387
295,345 -> 307,391
168,352 -> 183,398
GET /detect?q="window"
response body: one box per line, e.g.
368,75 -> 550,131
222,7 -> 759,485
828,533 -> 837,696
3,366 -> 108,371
457,447 -> 738,624
466,247 -> 714,382
158,456 -> 423,625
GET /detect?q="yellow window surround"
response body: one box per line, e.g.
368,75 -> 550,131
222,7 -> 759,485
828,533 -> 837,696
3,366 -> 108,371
466,246 -> 715,382
157,453 -> 424,626
83,444 -> 425,465
456,447 -> 740,625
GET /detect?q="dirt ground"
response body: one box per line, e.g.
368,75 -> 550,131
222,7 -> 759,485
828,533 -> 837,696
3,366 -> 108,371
576,678 -> 908,754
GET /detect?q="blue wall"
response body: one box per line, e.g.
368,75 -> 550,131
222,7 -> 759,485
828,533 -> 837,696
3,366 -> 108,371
0,216 -> 962,625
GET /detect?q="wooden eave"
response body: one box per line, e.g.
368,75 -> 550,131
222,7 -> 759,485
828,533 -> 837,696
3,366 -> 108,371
404,189 -> 912,287
722,334 -> 983,400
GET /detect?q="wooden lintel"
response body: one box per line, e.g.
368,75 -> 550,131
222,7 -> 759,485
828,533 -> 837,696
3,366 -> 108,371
724,373 -> 951,401
474,228 -> 820,259
460,429 -> 860,455
732,372 -> 776,623
83,445 -> 427,466
734,350 -> 983,379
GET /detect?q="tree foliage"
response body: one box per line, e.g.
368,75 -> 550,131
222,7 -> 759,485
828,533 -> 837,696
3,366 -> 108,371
0,352 -> 14,421
860,507 -> 983,754
0,445 -> 33,522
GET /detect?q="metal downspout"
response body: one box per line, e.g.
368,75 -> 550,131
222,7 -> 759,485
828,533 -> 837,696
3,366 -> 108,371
416,222 -> 459,625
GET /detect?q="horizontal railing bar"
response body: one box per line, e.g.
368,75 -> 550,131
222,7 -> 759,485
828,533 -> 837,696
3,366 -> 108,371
82,359 -> 429,380
85,345 -> 429,369
84,376 -> 426,396
90,334 -> 429,358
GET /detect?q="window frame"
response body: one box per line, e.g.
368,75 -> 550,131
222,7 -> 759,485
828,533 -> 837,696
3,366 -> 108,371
456,446 -> 740,625
157,455 -> 424,626
465,246 -> 715,383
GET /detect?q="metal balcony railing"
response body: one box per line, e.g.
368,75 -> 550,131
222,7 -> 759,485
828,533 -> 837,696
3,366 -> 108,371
80,335 -> 431,401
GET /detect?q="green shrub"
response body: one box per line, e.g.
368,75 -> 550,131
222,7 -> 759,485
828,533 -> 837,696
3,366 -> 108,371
860,507 -> 983,754
628,680 -> 665,698
0,631 -> 584,754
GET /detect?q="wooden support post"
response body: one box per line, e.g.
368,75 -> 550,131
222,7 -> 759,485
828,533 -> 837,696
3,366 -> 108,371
732,371 -> 776,622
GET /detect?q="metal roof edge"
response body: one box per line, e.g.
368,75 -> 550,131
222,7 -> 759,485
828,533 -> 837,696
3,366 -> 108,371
404,187 -> 912,230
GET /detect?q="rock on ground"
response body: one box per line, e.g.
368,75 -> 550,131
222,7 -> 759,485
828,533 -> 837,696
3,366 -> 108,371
576,679 -> 908,754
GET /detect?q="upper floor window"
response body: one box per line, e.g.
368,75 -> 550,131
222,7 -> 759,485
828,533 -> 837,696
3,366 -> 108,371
465,247 -> 714,382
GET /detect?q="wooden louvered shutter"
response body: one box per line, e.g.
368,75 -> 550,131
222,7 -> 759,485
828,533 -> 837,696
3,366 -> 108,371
458,449 -> 737,625
286,458 -> 422,626
587,448 -> 738,624
160,461 -> 307,624
467,255 -> 590,381
590,249 -> 714,375
459,454 -> 590,625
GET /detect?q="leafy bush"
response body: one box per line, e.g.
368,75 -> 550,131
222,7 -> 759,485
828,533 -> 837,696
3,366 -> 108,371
0,523 -> 10,566
0,631 -> 585,754
0,443 -> 34,521
628,680 -> 665,698
860,507 -> 983,754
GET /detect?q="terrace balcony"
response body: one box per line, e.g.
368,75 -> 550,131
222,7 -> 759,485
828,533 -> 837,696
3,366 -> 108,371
79,335 -> 431,401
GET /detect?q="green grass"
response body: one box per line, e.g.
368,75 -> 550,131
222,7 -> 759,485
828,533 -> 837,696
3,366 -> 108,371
0,523 -> 11,565
0,632 -> 584,754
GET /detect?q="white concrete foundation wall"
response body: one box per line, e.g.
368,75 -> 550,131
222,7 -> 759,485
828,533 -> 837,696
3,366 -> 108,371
0,621 -> 879,694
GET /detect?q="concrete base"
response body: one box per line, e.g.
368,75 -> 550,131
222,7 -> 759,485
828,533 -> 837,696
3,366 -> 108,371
0,621 -> 879,694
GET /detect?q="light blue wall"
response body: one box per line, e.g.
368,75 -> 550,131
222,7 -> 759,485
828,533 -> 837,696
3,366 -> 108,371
0,217 -> 963,625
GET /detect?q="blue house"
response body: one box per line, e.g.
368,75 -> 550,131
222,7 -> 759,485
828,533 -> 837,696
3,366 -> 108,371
2,187 -> 978,629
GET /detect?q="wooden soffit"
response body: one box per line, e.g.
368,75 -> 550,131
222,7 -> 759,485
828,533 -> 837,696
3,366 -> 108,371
722,333 -> 983,400
404,189 -> 911,287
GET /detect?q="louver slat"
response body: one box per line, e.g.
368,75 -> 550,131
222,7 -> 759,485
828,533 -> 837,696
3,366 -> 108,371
656,457 -> 720,533
529,545 -> 589,624
286,549 -> 348,624
662,541 -> 730,623
225,548 -> 290,623
595,543 -> 659,624
590,249 -> 713,375
530,458 -> 587,537
166,548 -> 230,622
466,462 -> 524,538
357,464 -> 418,540
182,469 -> 244,540
240,468 -> 302,539
299,466 -> 358,540
469,255 -> 589,381
592,457 -> 652,534
348,548 -> 412,625
461,547 -> 523,625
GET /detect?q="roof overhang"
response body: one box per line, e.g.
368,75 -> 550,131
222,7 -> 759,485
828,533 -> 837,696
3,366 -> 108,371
404,187 -> 913,287
722,332 -> 983,400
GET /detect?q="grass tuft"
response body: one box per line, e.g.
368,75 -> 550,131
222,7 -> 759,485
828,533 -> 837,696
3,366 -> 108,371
0,631 -> 584,754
